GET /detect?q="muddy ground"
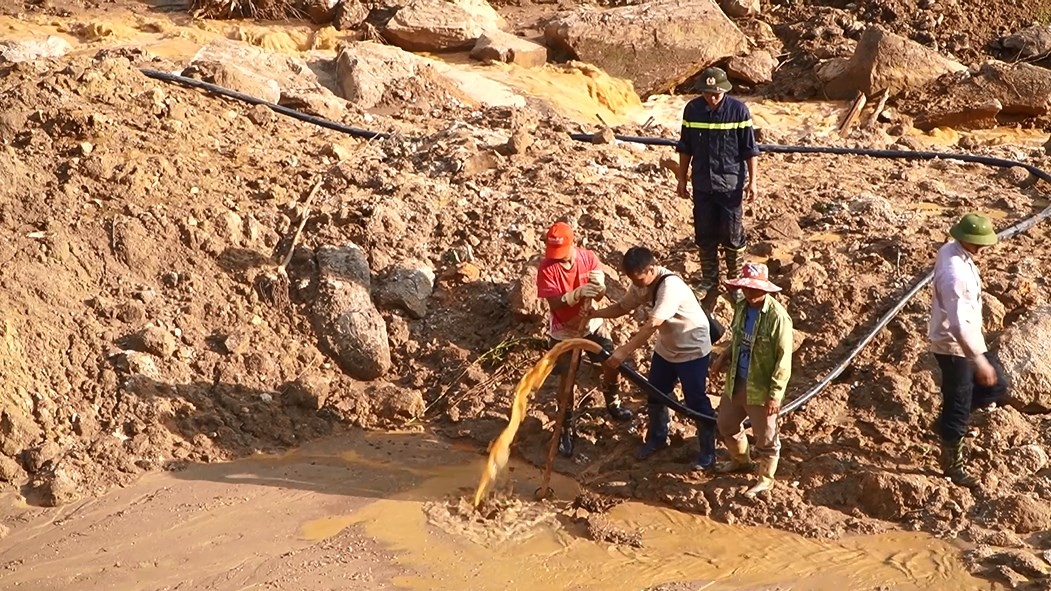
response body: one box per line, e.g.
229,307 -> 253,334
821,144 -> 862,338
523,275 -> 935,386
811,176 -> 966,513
1,0 -> 1051,588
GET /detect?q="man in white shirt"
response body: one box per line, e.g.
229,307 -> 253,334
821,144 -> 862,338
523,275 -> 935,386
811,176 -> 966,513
588,246 -> 717,469
929,213 -> 1009,488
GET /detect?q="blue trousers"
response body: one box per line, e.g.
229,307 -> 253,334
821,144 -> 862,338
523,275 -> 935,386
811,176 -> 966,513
645,352 -> 714,443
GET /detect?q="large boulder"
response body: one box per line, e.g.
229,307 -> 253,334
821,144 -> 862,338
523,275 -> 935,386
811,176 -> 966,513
187,39 -> 350,116
719,0 -> 759,18
310,244 -> 391,381
1001,26 -> 1051,61
0,36 -> 73,63
384,0 -> 507,52
910,61 -> 1051,130
726,49 -> 777,85
823,25 -> 966,99
544,0 -> 748,97
470,31 -> 548,68
334,41 -> 524,109
998,306 -> 1051,413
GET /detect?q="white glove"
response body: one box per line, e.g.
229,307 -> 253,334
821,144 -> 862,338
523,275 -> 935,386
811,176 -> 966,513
588,269 -> 605,289
562,282 -> 603,306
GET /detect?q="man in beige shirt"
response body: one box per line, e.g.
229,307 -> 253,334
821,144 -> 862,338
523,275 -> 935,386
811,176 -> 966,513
588,246 -> 717,468
929,213 -> 1009,488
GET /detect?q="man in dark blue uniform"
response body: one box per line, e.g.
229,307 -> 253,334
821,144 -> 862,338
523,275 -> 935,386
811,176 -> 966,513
675,67 -> 760,299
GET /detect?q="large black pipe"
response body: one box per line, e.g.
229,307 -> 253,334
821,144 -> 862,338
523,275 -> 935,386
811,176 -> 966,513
141,69 -> 1051,423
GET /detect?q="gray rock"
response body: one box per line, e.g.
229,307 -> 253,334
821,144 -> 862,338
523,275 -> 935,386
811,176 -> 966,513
1002,25 -> 1051,60
999,305 -> 1051,412
508,260 -> 546,321
384,0 -> 507,52
726,49 -> 778,85
377,260 -> 435,319
311,243 -> 391,380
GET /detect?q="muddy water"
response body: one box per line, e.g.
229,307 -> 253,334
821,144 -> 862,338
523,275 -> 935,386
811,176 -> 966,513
311,434 -> 998,591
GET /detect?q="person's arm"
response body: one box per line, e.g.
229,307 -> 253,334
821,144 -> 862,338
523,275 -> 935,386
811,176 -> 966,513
591,290 -> 637,320
676,107 -> 693,199
739,106 -> 759,200
768,312 -> 793,405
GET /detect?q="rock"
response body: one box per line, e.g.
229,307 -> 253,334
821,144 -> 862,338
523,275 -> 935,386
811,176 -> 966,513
985,494 -> 1051,534
983,293 -> 1006,332
815,57 -> 850,83
719,0 -> 759,18
130,326 -> 179,358
998,306 -> 1051,412
911,61 -> 1051,130
190,39 -> 347,113
470,31 -> 548,68
37,466 -> 80,507
823,25 -> 967,99
1002,25 -> 1051,60
369,382 -> 425,422
592,126 -> 616,144
505,128 -> 534,155
334,41 -> 523,110
285,373 -> 331,410
544,0 -> 748,97
311,243 -> 391,380
279,92 -> 348,121
984,550 -> 1051,579
915,98 -> 1003,131
1002,165 -> 1035,188
726,49 -> 777,85
1007,444 -> 1049,475
111,350 -> 162,379
0,36 -> 73,63
306,0 -> 340,23
376,260 -> 435,319
989,565 -> 1029,588
384,0 -> 507,52
765,213 -> 803,240
334,0 -> 370,30
0,407 -> 41,457
22,441 -> 63,473
853,471 -> 931,521
778,260 -> 828,293
182,60 -> 281,104
0,110 -> 27,144
0,454 -> 26,483
508,261 -> 546,321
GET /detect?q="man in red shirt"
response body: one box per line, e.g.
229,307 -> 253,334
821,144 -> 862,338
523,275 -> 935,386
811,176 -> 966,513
537,222 -> 633,457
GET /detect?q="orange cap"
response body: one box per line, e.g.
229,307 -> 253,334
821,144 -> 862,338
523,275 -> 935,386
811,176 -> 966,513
545,222 -> 574,260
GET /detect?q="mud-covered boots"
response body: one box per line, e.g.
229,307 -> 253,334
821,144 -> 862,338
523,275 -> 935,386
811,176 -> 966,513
723,245 -> 746,302
744,456 -> 778,498
557,413 -> 575,457
696,246 -> 720,298
715,436 -> 754,473
940,438 -> 979,488
691,420 -> 718,471
603,383 -> 634,422
635,403 -> 669,460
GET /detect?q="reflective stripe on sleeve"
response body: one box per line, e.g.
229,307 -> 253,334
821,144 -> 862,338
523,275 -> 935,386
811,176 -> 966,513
681,120 -> 753,129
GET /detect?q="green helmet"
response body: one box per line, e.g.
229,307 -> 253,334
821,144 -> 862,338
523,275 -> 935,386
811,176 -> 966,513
696,67 -> 732,94
949,213 -> 998,246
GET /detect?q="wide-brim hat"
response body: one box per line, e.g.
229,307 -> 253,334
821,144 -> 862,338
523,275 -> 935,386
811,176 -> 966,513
724,262 -> 781,293
697,67 -> 733,94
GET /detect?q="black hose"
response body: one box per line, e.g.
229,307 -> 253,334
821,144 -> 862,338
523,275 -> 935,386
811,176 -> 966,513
140,69 -> 391,141
141,69 -> 1051,423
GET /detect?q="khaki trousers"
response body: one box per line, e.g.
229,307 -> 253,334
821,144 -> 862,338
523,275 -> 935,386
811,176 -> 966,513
717,376 -> 780,459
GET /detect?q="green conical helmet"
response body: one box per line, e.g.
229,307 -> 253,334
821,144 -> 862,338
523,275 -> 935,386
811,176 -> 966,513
697,67 -> 733,94
949,213 -> 998,246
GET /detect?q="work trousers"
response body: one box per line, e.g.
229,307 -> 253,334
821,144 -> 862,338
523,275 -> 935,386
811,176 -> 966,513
717,376 -> 780,459
934,352 -> 1009,443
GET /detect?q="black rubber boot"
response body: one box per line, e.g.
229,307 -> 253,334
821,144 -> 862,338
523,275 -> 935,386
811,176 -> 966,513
940,438 -> 979,488
603,383 -> 634,422
723,245 -> 746,281
558,417 -> 575,457
692,420 -> 717,471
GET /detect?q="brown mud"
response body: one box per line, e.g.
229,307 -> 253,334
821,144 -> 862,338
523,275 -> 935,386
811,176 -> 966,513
0,0 -> 1050,588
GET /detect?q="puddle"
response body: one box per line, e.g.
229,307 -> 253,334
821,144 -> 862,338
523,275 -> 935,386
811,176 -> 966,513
331,433 -> 999,591
806,231 -> 844,243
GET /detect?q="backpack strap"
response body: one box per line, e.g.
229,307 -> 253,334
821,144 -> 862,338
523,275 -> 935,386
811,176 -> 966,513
649,272 -> 725,345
